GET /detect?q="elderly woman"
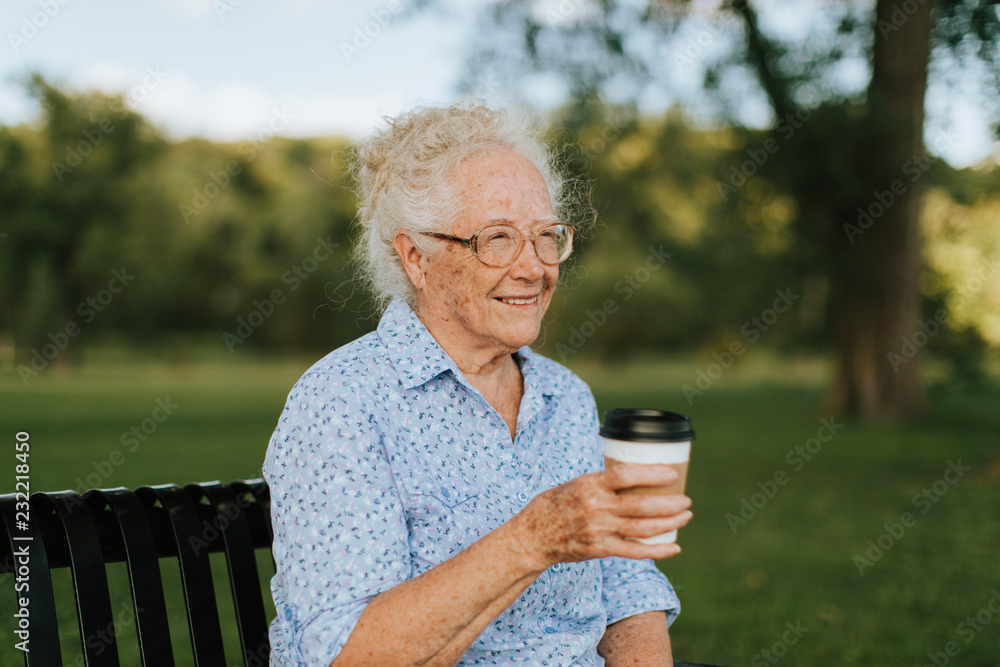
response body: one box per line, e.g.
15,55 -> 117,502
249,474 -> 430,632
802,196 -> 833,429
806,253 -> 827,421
263,101 -> 693,666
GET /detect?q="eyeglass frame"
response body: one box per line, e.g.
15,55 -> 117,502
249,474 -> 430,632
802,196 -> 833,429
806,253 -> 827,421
418,222 -> 575,268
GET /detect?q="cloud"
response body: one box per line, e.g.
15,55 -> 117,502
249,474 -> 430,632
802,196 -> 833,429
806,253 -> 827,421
156,0 -> 348,21
121,68 -> 419,141
143,73 -> 283,140
57,63 -> 289,141
77,61 -> 145,94
156,0 -> 215,20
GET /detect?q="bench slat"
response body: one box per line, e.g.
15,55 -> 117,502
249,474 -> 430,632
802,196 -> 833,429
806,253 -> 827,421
86,488 -> 177,667
1,496 -> 64,665
231,480 -> 275,575
136,484 -> 227,666
188,482 -> 270,667
42,492 -> 122,667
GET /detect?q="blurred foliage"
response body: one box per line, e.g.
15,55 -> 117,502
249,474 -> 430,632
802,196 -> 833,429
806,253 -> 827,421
922,187 -> 1000,344
0,74 -> 997,385
0,74 -> 372,368
442,0 -> 1000,417
540,101 -> 1000,378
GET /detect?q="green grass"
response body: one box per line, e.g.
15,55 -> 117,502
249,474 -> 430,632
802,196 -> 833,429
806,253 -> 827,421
1,353 -> 999,666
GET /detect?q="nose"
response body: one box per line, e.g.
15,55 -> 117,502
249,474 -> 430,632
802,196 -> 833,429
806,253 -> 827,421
508,237 -> 546,280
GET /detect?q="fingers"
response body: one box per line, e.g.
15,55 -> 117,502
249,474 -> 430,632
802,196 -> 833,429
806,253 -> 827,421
616,510 -> 693,539
602,463 -> 679,492
612,492 -> 692,518
522,470 -> 693,566
610,539 -> 683,561
602,511 -> 694,561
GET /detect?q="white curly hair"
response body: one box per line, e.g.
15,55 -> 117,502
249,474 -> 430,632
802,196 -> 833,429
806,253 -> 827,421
351,99 -> 585,311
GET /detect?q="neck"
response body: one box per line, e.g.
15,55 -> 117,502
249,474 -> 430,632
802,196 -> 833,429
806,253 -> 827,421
412,304 -> 520,381
411,301 -> 526,441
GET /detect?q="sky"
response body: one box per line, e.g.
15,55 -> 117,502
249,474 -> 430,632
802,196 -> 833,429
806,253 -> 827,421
1,0 -> 996,167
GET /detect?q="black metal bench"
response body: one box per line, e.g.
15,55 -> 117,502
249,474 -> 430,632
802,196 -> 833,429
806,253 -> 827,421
1,480 -> 722,666
1,480 -> 273,667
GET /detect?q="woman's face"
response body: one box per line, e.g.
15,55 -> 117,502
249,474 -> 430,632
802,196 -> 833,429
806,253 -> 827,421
415,147 -> 560,356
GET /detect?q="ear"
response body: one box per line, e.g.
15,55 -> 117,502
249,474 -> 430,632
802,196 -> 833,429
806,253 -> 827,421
393,231 -> 427,291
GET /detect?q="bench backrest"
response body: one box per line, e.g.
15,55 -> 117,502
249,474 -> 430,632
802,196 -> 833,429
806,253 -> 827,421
0,479 -> 273,667
1,480 -> 724,667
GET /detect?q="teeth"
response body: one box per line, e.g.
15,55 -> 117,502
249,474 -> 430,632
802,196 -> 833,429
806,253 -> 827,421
501,297 -> 537,305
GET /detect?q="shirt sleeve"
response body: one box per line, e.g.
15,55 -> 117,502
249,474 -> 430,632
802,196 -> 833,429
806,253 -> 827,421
600,557 -> 681,626
263,370 -> 411,666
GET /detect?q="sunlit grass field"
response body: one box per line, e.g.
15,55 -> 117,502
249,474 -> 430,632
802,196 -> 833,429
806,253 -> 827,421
1,350 -> 998,666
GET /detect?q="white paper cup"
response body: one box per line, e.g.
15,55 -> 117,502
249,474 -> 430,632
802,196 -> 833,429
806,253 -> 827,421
600,409 -> 694,545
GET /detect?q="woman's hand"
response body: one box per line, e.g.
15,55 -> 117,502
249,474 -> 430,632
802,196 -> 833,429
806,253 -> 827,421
511,463 -> 693,570
329,463 -> 687,667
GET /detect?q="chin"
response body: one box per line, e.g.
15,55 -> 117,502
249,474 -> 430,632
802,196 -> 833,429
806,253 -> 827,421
485,297 -> 549,348
500,322 -> 542,350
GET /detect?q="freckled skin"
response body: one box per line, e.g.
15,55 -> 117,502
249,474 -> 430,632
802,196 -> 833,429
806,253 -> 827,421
337,148 -> 687,667
415,147 -> 560,364
393,147 -> 560,438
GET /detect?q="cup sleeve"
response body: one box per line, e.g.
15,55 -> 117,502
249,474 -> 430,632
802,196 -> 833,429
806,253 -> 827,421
264,371 -> 411,665
599,556 -> 681,627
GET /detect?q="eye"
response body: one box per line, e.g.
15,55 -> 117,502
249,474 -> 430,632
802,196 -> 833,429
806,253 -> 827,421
539,225 -> 568,242
483,228 -> 515,243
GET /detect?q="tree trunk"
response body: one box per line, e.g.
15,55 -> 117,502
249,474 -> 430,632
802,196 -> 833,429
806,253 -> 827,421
824,0 -> 933,419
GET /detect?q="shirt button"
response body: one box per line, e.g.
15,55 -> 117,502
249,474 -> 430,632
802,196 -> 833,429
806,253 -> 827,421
544,626 -> 557,634
516,491 -> 529,503
440,487 -> 450,499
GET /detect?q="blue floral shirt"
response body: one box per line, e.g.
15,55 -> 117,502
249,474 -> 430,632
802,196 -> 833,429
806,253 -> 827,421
263,298 -> 680,666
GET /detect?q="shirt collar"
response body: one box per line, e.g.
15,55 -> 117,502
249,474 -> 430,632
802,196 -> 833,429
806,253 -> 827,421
378,298 -> 458,389
377,298 -> 562,396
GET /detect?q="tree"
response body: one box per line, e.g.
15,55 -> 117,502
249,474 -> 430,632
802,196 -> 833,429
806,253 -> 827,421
0,74 -> 164,369
0,76 -> 370,364
427,0 -> 1000,419
825,0 -> 932,417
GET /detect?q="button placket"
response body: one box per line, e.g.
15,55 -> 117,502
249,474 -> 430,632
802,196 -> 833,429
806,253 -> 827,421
497,422 -> 517,482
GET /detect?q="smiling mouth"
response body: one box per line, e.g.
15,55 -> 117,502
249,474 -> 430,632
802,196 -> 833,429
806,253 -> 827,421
496,296 -> 539,306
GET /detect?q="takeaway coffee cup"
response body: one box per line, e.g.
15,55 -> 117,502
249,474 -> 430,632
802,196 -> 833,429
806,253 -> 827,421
600,408 -> 694,544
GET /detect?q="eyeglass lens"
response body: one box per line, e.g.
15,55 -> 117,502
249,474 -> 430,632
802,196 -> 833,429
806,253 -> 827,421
473,225 -> 573,267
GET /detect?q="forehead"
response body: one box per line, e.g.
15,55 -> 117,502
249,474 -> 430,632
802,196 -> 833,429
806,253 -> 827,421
451,147 -> 555,230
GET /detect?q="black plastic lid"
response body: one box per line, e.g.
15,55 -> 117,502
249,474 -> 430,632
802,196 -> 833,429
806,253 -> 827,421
600,408 -> 695,443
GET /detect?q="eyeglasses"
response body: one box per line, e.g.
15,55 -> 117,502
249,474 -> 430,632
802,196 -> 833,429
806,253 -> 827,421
420,223 -> 575,268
